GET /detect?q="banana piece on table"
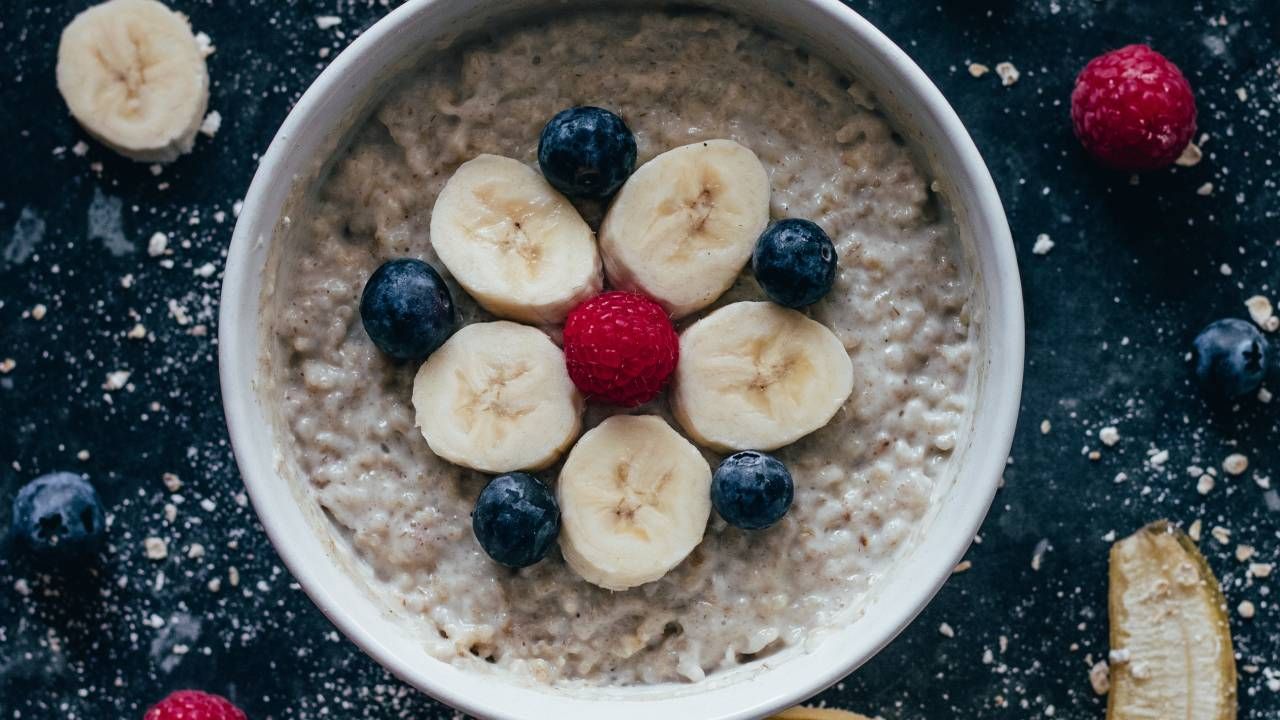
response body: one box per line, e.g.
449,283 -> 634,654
599,139 -> 770,319
672,302 -> 854,452
430,154 -> 603,325
56,0 -> 210,163
412,321 -> 583,473
1108,521 -> 1237,720
557,415 -> 711,591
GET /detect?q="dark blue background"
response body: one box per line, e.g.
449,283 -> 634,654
2,1 -> 1278,717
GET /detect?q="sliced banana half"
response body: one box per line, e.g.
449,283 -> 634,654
672,302 -> 854,452
771,709 -> 876,720
1108,521 -> 1237,720
56,0 -> 210,163
412,321 -> 583,473
430,154 -> 603,325
599,139 -> 770,318
557,415 -> 712,591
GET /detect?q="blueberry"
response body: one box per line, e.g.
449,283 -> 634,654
11,472 -> 105,556
360,259 -> 456,360
711,451 -> 794,530
537,107 -> 637,199
752,219 -> 838,308
1192,318 -> 1269,401
472,472 -> 560,568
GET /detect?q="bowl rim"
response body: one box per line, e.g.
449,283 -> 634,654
218,0 -> 1024,717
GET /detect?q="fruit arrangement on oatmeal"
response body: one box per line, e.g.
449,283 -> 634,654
266,9 -> 975,685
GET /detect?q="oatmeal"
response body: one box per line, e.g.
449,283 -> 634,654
266,9 -> 976,686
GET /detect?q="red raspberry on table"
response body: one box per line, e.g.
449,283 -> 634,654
144,690 -> 247,720
563,291 -> 679,407
1070,44 -> 1196,171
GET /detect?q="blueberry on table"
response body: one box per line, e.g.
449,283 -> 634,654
537,106 -> 637,199
712,451 -> 794,530
360,259 -> 456,361
1192,318 -> 1269,401
11,472 -> 105,556
472,472 -> 560,568
751,219 -> 838,308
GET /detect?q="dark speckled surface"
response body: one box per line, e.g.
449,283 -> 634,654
2,1 -> 1278,718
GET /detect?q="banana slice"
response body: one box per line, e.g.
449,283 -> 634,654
770,709 -> 875,720
557,415 -> 711,591
1108,521 -> 1237,720
412,321 -> 583,473
599,139 -> 770,318
56,0 -> 210,163
430,155 -> 603,325
672,302 -> 854,452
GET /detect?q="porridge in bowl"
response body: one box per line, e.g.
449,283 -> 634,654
265,8 -> 977,687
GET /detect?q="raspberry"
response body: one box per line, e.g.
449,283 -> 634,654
563,292 -> 679,407
145,690 -> 246,720
1070,44 -> 1196,171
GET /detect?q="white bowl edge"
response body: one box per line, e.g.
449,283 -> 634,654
217,1 -> 1025,719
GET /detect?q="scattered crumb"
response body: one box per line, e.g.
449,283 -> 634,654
315,15 -> 342,29
1040,419 -> 1051,434
228,567 -> 241,587
200,110 -> 222,138
147,232 -> 168,257
71,141 -> 90,157
30,304 -> 47,321
144,537 -> 168,560
1032,233 -> 1055,255
0,358 -> 14,374
1031,539 -> 1050,571
195,31 -> 215,57
1236,545 -> 1256,562
1249,563 -> 1273,578
968,63 -> 990,78
1089,660 -> 1110,695
938,622 -> 955,638
1197,182 -> 1215,196
1149,449 -> 1169,467
1220,263 -> 1233,276
102,370 -> 131,391
1246,295 -> 1276,331
995,61 -> 1020,86
1188,519 -> 1203,542
1238,600 -> 1256,619
1223,453 -> 1249,476
1259,388 -> 1273,403
953,560 -> 972,574
1099,426 -> 1119,446
76,449 -> 90,461
126,323 -> 147,340
1197,474 -> 1215,495
1175,142 -> 1202,167
1211,526 -> 1232,545
162,472 -> 183,492
187,543 -> 206,559
194,262 -> 217,278
1236,87 -> 1248,102
168,299 -> 191,326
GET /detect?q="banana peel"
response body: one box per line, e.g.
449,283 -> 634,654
1108,521 -> 1237,720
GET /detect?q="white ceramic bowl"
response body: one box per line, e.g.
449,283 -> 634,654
219,1 -> 1023,717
